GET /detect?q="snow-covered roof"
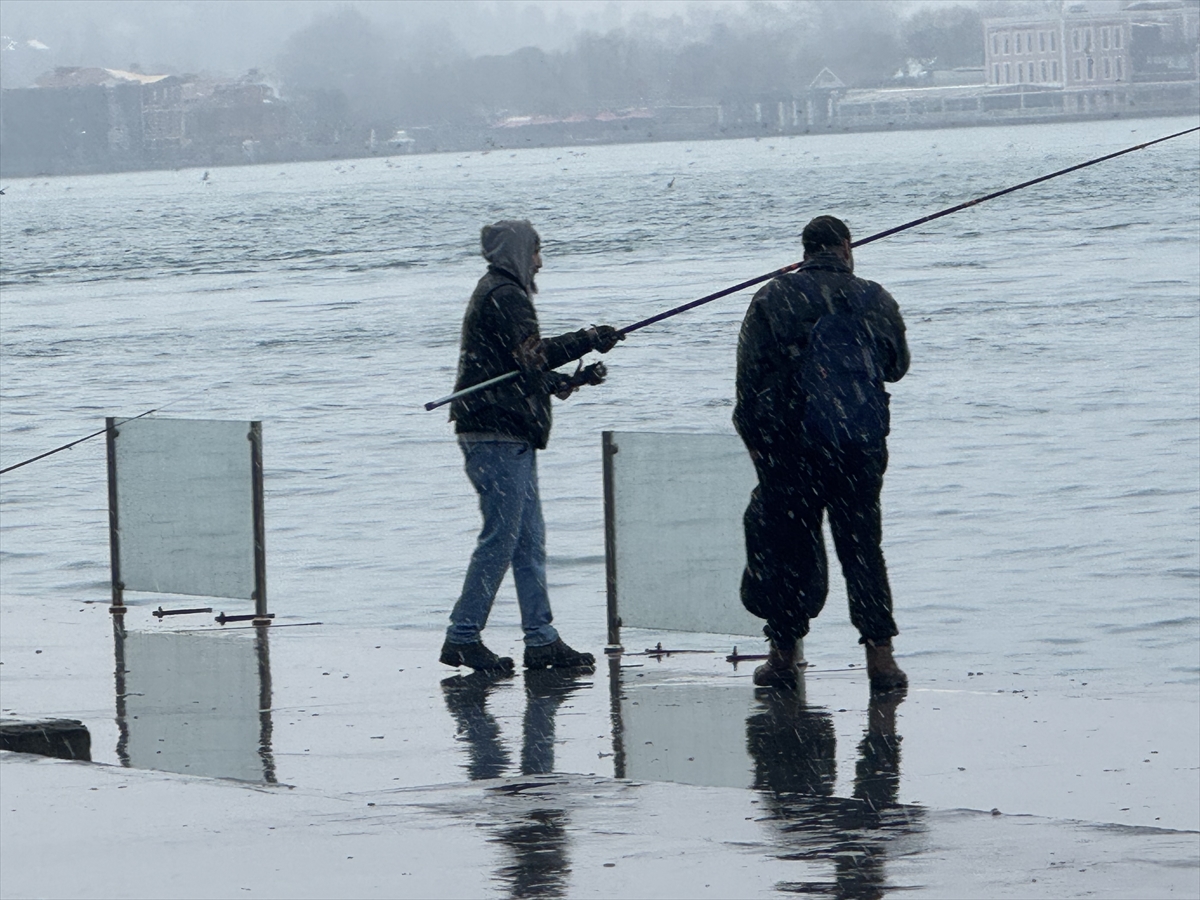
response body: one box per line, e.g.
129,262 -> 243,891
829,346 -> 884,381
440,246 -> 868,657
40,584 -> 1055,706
34,67 -> 171,88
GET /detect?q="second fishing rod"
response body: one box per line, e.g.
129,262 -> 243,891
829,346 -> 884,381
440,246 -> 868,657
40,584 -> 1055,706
424,125 -> 1199,412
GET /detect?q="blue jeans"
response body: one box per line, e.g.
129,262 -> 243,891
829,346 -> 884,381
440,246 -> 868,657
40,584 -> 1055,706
447,440 -> 559,647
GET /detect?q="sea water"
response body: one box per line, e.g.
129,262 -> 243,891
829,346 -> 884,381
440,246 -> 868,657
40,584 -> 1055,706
1,117 -> 1197,697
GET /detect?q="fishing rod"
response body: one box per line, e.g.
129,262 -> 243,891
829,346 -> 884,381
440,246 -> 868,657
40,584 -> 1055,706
0,385 -> 226,476
424,124 -> 1198,412
0,408 -> 158,475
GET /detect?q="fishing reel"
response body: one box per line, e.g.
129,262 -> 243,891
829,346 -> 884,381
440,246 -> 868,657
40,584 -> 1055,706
554,359 -> 607,400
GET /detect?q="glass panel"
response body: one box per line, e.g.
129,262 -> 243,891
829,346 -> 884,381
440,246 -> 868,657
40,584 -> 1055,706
118,629 -> 272,782
609,432 -> 763,636
114,417 -> 256,599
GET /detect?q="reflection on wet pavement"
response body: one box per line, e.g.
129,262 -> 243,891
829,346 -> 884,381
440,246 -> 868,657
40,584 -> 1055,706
441,672 -> 512,780
2,603 -> 1196,897
442,669 -> 592,898
750,688 -> 925,898
437,656 -> 932,898
491,807 -> 570,900
612,657 -> 928,898
113,620 -> 275,783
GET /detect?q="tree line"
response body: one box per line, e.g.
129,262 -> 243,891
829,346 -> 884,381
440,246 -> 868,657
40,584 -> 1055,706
277,2 -> 1042,137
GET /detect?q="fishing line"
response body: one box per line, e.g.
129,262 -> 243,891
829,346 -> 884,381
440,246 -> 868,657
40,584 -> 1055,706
425,125 -> 1198,411
0,384 -> 225,476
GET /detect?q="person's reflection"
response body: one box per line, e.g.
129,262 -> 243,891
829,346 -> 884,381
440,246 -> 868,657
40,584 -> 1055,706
520,668 -> 582,775
747,685 -> 921,900
441,669 -> 587,899
441,670 -> 513,780
747,681 -> 837,796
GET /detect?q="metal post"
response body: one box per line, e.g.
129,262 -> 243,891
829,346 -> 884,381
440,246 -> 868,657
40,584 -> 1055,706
249,422 -> 269,624
602,431 -> 622,653
105,418 -> 124,616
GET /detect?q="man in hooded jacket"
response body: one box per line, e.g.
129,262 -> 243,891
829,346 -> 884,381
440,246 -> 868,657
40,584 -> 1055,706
441,219 -> 622,673
735,215 -> 909,692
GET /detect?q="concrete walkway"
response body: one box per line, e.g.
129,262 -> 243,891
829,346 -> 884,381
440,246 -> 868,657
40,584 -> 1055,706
1,600 -> 1197,898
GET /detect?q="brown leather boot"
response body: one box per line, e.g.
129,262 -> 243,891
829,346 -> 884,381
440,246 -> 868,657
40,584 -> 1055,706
753,638 -> 801,689
865,639 -> 908,693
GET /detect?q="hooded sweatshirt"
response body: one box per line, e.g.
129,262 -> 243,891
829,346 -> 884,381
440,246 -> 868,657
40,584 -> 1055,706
449,220 -> 594,449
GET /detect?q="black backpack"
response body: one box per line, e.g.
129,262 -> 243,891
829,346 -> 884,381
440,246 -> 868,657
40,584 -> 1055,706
799,294 -> 890,449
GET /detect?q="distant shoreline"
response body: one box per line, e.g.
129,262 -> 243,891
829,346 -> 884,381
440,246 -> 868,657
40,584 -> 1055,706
2,97 -> 1197,180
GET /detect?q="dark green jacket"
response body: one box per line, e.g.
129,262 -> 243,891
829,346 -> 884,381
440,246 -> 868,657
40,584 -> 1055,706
450,267 -> 593,450
733,252 -> 909,456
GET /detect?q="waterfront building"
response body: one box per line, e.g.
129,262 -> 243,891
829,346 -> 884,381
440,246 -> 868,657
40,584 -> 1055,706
984,2 -> 1200,88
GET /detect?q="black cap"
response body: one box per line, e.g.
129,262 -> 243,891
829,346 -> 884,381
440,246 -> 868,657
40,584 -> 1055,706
802,215 -> 851,254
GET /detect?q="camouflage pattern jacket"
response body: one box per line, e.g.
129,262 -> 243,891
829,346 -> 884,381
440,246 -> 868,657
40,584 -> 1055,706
733,251 -> 909,458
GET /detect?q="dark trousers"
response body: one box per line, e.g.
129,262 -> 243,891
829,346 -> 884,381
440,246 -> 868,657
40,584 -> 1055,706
740,441 -> 898,648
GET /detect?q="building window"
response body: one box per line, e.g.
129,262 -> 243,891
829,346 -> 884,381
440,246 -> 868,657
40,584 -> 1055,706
1053,60 -> 1059,81
1115,57 -> 1123,80
1102,27 -> 1110,50
1073,58 -> 1081,80
1087,57 -> 1095,80
1086,28 -> 1094,51
1040,60 -> 1048,81
1015,33 -> 1021,53
1113,27 -> 1122,49
994,63 -> 1001,84
1018,63 -> 1024,82
1039,32 -> 1046,52
1005,34 -> 1010,54
1050,31 -> 1057,52
993,34 -> 1000,56
1029,62 -> 1035,81
1028,32 -> 1034,52
1005,62 -> 1011,83
1103,57 -> 1111,78
1072,29 -> 1080,51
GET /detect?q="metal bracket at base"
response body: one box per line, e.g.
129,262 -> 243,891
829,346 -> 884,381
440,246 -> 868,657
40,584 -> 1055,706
153,606 -> 213,619
217,612 -> 275,625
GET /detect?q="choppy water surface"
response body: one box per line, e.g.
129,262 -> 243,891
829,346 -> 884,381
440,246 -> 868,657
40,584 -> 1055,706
2,117 -> 1197,694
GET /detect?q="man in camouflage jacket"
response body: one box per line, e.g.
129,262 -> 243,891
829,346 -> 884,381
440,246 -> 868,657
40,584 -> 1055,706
734,215 -> 910,692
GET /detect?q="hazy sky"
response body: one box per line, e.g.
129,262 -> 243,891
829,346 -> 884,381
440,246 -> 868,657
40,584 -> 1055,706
1,0 -> 1136,86
0,1 -> 739,75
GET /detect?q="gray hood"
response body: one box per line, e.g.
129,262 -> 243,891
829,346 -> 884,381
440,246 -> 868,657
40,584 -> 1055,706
481,219 -> 540,293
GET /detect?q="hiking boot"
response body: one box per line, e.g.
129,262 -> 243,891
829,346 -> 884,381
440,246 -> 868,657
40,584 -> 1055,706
439,639 -> 514,673
865,639 -> 908,693
753,638 -> 802,689
523,638 -> 595,670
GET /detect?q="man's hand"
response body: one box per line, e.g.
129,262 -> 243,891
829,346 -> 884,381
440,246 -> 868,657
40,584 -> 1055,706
553,361 -> 607,400
576,361 -> 607,386
586,325 -> 624,354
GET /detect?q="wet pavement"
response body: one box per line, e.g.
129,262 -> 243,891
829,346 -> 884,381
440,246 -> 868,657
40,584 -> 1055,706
2,599 -> 1197,898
